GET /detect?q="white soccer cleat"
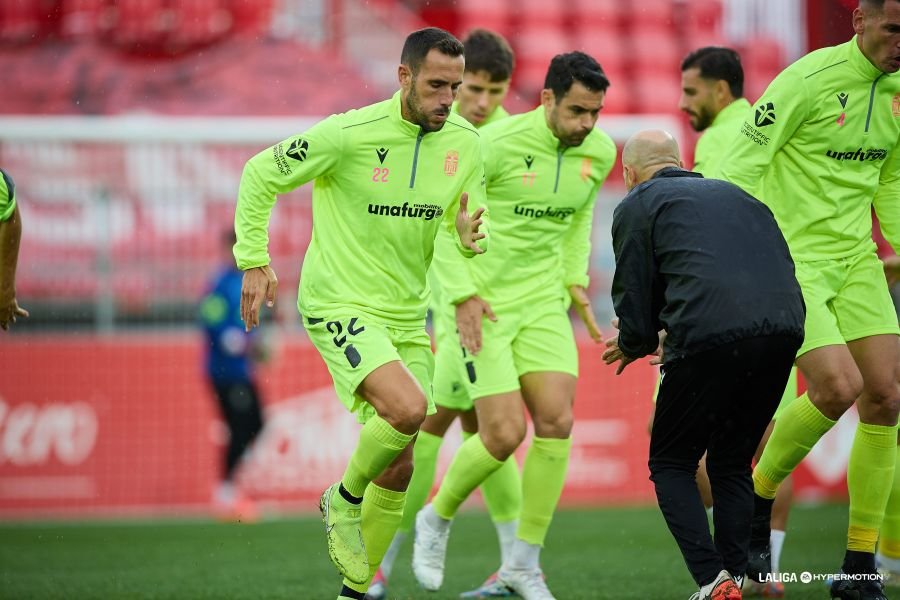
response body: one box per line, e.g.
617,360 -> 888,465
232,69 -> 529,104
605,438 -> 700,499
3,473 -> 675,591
497,567 -> 556,600
412,505 -> 451,591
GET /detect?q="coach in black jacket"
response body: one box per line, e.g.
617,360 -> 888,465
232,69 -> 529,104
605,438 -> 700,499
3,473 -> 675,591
603,130 -> 805,599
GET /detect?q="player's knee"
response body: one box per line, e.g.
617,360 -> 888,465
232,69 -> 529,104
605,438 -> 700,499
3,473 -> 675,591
861,379 -> 900,419
812,370 -> 863,413
483,421 -> 526,458
532,412 -> 573,439
383,394 -> 428,435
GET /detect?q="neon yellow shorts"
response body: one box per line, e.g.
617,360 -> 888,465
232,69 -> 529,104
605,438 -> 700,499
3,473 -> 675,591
795,252 -> 900,357
304,312 -> 435,423
464,297 -> 578,399
431,306 -> 474,411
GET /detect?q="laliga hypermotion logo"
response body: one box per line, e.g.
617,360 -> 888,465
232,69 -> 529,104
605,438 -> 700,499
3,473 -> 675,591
893,93 -> 900,117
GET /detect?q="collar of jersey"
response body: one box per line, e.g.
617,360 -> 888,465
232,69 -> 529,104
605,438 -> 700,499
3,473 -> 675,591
712,97 -> 751,128
390,91 -> 427,137
848,35 -> 890,80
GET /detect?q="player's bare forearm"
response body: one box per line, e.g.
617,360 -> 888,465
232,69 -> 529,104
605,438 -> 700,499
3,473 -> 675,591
568,284 -> 603,343
240,265 -> 278,331
884,255 -> 900,287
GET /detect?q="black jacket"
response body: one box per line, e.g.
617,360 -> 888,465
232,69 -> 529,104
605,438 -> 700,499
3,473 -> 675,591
611,167 -> 805,363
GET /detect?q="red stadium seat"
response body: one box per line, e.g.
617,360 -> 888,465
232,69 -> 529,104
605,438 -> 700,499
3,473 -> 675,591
740,36 -> 786,73
575,29 -> 627,82
513,0 -> 566,27
632,72 -> 683,114
571,0 -> 621,31
627,0 -> 676,31
0,0 -> 45,43
626,28 -> 683,75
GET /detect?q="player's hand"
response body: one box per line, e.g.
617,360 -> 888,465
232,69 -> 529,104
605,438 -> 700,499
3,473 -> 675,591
455,192 -> 486,255
569,285 -> 603,343
601,334 -> 635,375
648,330 -> 667,366
455,295 -> 496,355
0,288 -> 28,331
241,265 -> 278,331
884,255 -> 900,286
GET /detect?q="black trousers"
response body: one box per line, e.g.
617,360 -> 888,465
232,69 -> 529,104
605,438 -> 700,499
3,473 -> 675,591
649,335 -> 800,587
212,380 -> 264,480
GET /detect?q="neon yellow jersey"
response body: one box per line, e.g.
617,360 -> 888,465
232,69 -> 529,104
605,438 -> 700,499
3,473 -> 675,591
234,91 -> 489,329
0,169 -> 15,222
719,37 -> 900,260
439,106 -> 616,309
694,97 -> 751,177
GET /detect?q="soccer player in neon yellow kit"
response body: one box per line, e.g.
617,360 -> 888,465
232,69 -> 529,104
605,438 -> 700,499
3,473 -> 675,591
0,168 -> 27,331
679,46 -> 795,599
368,28 -> 520,600
234,28 -> 489,600
718,3 -> 900,598
411,52 -> 615,600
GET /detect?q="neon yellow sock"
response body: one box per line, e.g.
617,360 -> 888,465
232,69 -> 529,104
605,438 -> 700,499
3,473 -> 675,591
753,393 -> 835,499
879,444 -> 900,559
397,430 -> 442,533
341,484 -> 406,594
342,416 -> 414,498
461,431 -> 522,524
847,422 -> 898,553
432,433 -> 503,520
518,436 -> 572,546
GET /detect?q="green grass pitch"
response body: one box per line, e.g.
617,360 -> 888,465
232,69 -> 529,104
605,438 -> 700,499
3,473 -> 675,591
0,503 -> 873,599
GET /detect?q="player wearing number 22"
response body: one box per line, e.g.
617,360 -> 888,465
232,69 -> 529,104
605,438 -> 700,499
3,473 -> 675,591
233,28 -> 489,600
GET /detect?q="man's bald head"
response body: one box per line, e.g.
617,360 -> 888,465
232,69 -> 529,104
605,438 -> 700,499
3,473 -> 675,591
622,129 -> 683,191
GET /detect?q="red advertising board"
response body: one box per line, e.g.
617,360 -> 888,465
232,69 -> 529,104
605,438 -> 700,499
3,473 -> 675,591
0,335 -> 852,518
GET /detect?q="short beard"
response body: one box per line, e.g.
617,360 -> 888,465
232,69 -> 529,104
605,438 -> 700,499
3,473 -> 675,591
405,77 -> 444,133
692,106 -> 714,132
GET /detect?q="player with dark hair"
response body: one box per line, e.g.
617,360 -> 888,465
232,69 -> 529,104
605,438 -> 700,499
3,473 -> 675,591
234,27 -> 488,600
367,27 -> 518,600
412,52 -> 616,600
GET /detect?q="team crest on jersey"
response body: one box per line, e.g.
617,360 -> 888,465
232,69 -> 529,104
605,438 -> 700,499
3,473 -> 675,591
581,158 -> 592,182
893,93 -> 900,117
444,150 -> 459,176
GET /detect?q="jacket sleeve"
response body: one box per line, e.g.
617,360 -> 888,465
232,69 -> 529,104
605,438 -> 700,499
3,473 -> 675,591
234,116 -> 343,270
611,193 -> 661,359
561,183 -> 598,289
718,68 -> 810,198
874,134 -> 900,253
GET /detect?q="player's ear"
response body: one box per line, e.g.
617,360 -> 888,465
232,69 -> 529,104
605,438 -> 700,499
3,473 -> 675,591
398,64 -> 412,90
540,88 -> 555,110
851,7 -> 866,36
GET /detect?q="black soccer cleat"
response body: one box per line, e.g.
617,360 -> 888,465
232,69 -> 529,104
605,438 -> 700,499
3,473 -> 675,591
830,576 -> 888,600
745,512 -> 772,583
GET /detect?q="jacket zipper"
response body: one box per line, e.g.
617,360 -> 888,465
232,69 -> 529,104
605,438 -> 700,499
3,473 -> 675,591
409,130 -> 424,188
865,74 -> 884,133
554,148 -> 564,193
